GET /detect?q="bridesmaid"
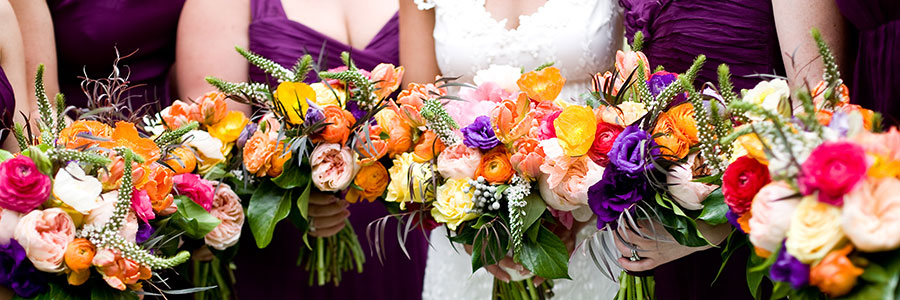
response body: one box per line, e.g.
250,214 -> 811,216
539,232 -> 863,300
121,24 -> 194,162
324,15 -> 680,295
835,0 -> 900,123
10,0 -> 185,111
176,0 -> 428,298
614,0 -> 846,299
0,0 -> 28,151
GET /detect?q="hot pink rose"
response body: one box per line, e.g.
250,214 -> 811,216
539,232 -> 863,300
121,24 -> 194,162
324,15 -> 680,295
538,139 -> 605,211
13,208 -> 75,272
87,192 -> 139,242
538,111 -> 561,140
131,189 -> 155,223
799,142 -> 868,206
436,143 -> 482,180
0,156 -> 52,213
173,174 -> 215,211
310,143 -> 358,191
748,181 -> 801,253
205,183 -> 244,250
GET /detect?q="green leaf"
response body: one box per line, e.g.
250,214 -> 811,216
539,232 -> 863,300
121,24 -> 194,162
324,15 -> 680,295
747,244 -> 781,299
770,281 -> 791,300
698,189 -> 728,225
296,179 -> 312,219
521,193 -> 547,232
170,196 -> 221,239
378,132 -> 390,140
272,157 -> 310,190
0,150 -> 13,162
90,288 -> 139,300
518,225 -> 570,279
655,201 -> 711,247
470,223 -> 509,272
24,146 -> 52,176
247,180 -> 292,248
692,172 -> 723,185
202,163 -> 231,181
14,282 -> 90,300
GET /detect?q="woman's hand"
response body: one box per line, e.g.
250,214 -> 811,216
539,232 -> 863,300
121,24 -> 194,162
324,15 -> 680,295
307,193 -> 350,238
614,220 -> 732,272
464,244 -> 545,285
192,245 -> 214,262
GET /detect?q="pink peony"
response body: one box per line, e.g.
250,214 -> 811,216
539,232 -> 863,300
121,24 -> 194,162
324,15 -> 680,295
131,189 -> 155,223
436,143 -> 482,180
0,156 -> 52,213
538,139 -> 605,211
13,208 -> 75,272
666,154 -> 718,210
841,177 -> 900,252
310,143 -> 358,191
87,192 -> 139,242
205,183 -> 244,250
748,181 -> 801,253
173,174 -> 215,211
799,142 -> 868,206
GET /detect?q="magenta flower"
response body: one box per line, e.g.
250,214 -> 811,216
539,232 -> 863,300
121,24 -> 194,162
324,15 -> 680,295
0,156 -> 51,213
798,142 -> 867,206
173,174 -> 215,211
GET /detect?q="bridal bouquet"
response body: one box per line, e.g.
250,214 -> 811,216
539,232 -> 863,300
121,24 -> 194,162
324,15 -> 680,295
717,30 -> 897,299
0,65 -> 193,299
206,48 -> 403,286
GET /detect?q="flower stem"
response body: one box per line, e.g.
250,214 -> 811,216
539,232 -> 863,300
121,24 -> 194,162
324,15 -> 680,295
317,237 -> 325,286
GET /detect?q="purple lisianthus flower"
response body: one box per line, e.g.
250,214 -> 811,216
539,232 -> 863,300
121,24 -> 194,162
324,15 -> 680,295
770,243 -> 810,289
236,122 -> 258,149
828,111 -> 851,137
305,100 -> 326,125
344,100 -> 368,123
648,71 -> 687,107
588,166 -> 650,228
607,125 -> 659,177
136,221 -> 154,244
726,210 -> 746,234
0,240 -> 48,297
462,115 -> 501,150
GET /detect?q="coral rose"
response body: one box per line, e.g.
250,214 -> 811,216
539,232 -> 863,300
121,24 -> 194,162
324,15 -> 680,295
315,105 -> 356,145
798,141 -> 867,206
432,178 -> 478,230
554,105 -> 597,157
437,143 -> 483,180
354,125 -> 389,165
841,176 -> 900,252
809,245 -> 863,298
57,120 -> 112,149
517,66 -> 566,102
722,156 -> 771,214
475,148 -> 515,184
346,162 -> 390,203
14,208 -> 75,272
396,83 -> 444,127
242,131 -> 276,176
785,196 -> 846,264
0,156 -> 52,213
205,183 -> 244,250
538,139 -> 604,211
310,144 -> 358,191
748,181 -> 801,253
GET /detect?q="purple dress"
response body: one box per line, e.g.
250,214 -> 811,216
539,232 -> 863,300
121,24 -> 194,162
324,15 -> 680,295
234,0 -> 427,299
0,67 -> 14,142
48,0 -> 184,110
835,0 -> 900,123
621,1 -> 782,299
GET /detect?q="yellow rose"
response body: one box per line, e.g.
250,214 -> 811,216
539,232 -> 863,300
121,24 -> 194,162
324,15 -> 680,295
431,178 -> 478,230
208,111 -> 249,143
274,81 -> 314,125
786,196 -> 847,264
741,79 -> 790,119
309,82 -> 345,107
734,125 -> 768,164
385,152 -> 433,209
554,105 -> 597,157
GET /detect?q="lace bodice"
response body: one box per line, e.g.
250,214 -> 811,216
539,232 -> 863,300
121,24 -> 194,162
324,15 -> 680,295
419,0 -> 624,101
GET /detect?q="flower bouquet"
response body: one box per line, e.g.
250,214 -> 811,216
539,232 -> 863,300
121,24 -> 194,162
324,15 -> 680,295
714,29 -> 897,299
205,48 -> 403,286
0,65 -> 195,299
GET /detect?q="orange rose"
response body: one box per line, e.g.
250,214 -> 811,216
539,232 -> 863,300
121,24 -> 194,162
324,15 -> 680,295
315,105 -> 356,145
476,148 -> 515,184
370,63 -> 405,100
64,238 -> 95,273
653,103 -> 699,159
491,93 -> 534,144
58,120 -> 113,149
162,100 -> 195,129
346,162 -> 390,203
375,108 -> 413,158
191,91 -> 228,125
267,141 -> 292,177
243,131 -> 276,176
162,146 -> 197,174
809,245 -> 863,298
355,125 -> 389,165
143,163 -> 175,213
413,130 -> 446,162
517,67 -> 566,102
99,121 -> 161,163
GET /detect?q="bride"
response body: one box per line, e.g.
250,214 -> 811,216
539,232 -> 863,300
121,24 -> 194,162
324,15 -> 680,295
399,0 -> 623,298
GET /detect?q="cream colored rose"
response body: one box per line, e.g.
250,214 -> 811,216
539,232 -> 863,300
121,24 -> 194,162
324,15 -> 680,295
473,64 -> 522,92
786,196 -> 846,264
741,79 -> 790,120
749,181 -> 801,253
310,143 -> 359,192
666,153 -> 718,210
595,102 -> 647,127
53,162 -> 103,214
183,130 -> 226,174
431,178 -> 478,230
86,191 -> 138,242
841,177 -> 900,252
205,183 -> 244,250
14,208 -> 75,272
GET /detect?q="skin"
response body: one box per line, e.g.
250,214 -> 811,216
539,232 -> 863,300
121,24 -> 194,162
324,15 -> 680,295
0,0 -> 29,151
772,0 -> 848,89
8,0 -> 63,124
614,220 -> 732,272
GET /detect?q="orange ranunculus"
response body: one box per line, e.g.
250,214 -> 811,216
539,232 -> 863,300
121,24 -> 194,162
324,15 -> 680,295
346,162 -> 390,203
99,121 -> 161,163
355,125 -> 389,165
370,63 -> 405,100
413,130 -> 446,162
92,249 -> 152,291
162,146 -> 197,174
396,83 -> 444,127
162,100 -> 195,129
491,93 -> 534,144
143,163 -> 175,213
375,108 -> 413,158
476,147 -> 515,184
809,245 -> 863,298
58,120 -> 113,149
737,211 -> 752,234
243,131 -> 276,176
315,105 -> 356,145
615,50 -> 650,82
267,141 -> 292,177
517,67 -> 566,102
64,238 -> 95,285
653,103 -> 699,159
191,91 -> 228,125
554,105 -> 597,157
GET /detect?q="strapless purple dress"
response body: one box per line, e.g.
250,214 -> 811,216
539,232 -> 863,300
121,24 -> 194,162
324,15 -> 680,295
48,0 -> 184,110
234,0 -> 427,299
0,67 -> 14,142
836,0 -> 900,123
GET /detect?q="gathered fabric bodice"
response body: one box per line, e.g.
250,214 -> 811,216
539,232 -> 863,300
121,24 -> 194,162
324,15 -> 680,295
0,67 -> 13,142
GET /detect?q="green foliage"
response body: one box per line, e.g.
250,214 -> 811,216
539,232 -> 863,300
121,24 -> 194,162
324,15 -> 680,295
0,149 -> 12,162
155,122 -> 199,147
170,196 -> 222,239
631,31 -> 644,52
291,55 -> 314,83
247,180 -> 293,248
655,194 -> 713,247
272,157 -> 311,189
535,62 -> 555,72
717,64 -> 738,104
518,225 -> 570,280
697,189 -> 728,225
236,47 -> 295,82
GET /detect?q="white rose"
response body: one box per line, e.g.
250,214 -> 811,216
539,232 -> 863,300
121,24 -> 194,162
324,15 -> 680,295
666,154 -> 717,210
741,79 -> 790,120
53,162 -> 103,214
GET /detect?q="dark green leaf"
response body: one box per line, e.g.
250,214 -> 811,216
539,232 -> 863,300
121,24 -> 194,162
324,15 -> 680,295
692,173 -> 723,185
15,282 -> 89,300
170,196 -> 221,239
202,163 -> 231,181
698,189 -> 728,225
378,132 -> 390,140
656,202 -> 711,247
770,281 -> 791,300
521,193 -> 547,232
90,288 -> 140,300
518,225 -> 570,279
247,180 -> 292,248
296,180 -> 312,219
272,157 -> 310,190
470,225 -> 508,272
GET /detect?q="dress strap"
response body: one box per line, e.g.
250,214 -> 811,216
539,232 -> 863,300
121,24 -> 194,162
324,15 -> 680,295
250,0 -> 288,21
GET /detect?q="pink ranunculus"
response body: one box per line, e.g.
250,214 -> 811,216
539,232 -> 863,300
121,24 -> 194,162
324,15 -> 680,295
538,139 -> 605,211
0,156 -> 52,213
841,177 -> 900,252
666,154 -> 718,210
131,189 -> 155,223
173,174 -> 215,211
436,143 -> 482,180
205,183 -> 244,250
13,208 -> 75,272
509,139 -> 545,180
87,192 -> 139,242
748,181 -> 801,253
798,142 -> 868,206
0,209 -> 21,244
310,144 -> 358,191
538,111 -> 562,140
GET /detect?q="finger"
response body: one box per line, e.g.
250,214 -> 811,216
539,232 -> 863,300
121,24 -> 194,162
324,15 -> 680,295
533,276 -> 545,286
617,256 -> 657,272
309,222 -> 346,238
308,201 -> 349,217
613,235 -> 636,258
464,244 -> 474,255
308,194 -> 339,205
311,210 -> 350,229
485,265 -> 511,283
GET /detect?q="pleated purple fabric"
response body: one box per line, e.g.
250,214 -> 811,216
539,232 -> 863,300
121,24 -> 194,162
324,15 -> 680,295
0,67 -> 14,142
235,1 -> 427,299
620,0 -> 784,90
836,0 -> 900,123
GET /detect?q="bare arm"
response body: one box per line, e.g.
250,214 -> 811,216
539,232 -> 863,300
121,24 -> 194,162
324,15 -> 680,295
8,0 -> 58,121
772,0 -> 848,88
398,0 -> 440,85
175,0 -> 251,114
0,0 -> 29,151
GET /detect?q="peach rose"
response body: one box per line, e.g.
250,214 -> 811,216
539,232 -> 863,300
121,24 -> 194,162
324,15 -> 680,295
370,63 -> 405,100
809,245 -> 863,298
310,144 -> 359,191
315,106 -> 356,145
538,139 -> 604,211
509,138 -> 545,180
841,176 -> 900,252
191,91 -> 227,125
14,208 -> 75,272
785,196 -> 846,264
666,153 -> 717,210
242,130 -> 277,176
205,183 -> 244,250
748,181 -> 801,253
437,143 -> 483,180
92,249 -> 152,291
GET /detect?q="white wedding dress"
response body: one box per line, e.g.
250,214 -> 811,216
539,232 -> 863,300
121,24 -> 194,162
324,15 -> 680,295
415,0 -> 625,299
